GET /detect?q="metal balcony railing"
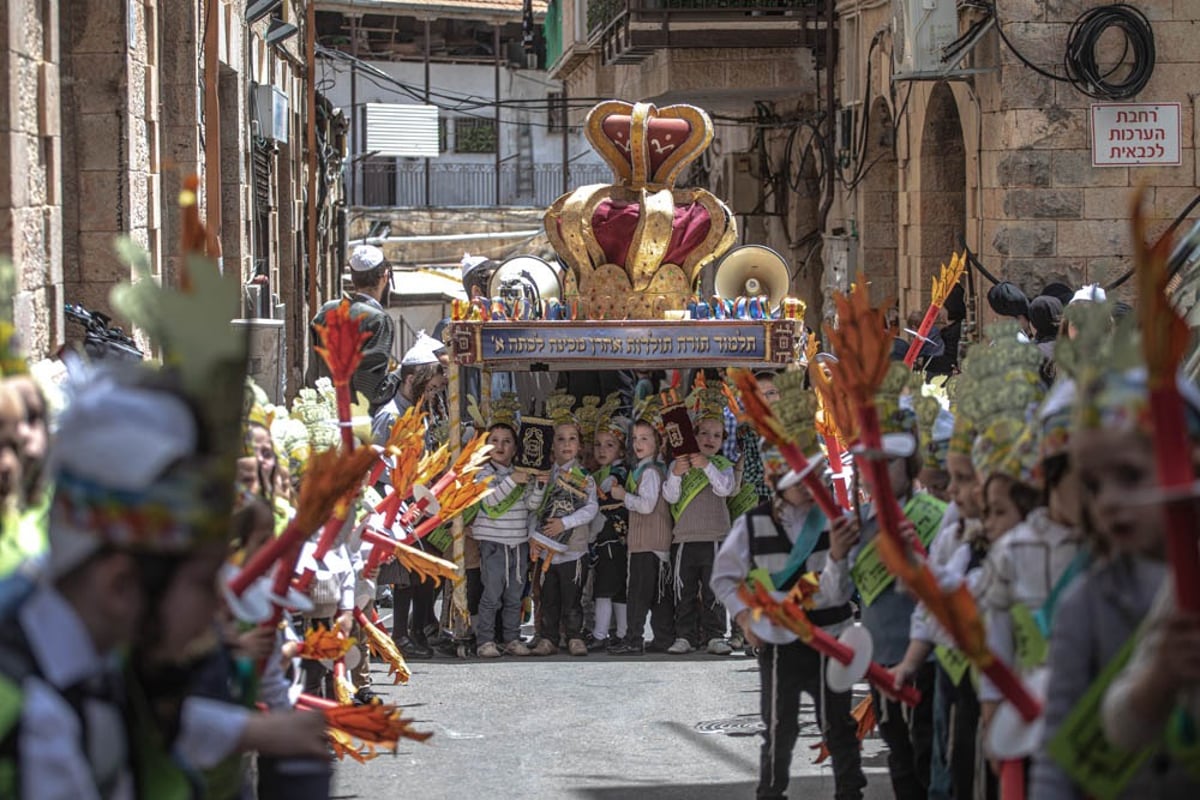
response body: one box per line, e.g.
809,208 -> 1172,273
588,0 -> 821,37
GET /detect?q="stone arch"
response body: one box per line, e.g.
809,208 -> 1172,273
917,82 -> 966,305
859,96 -> 899,303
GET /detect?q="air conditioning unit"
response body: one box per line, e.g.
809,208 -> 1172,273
893,0 -> 959,78
254,84 -> 289,143
720,152 -> 760,216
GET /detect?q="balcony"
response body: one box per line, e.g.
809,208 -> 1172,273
588,0 -> 828,65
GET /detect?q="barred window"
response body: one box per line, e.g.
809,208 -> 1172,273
453,118 -> 497,154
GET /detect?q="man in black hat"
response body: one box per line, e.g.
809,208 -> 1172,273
986,281 -> 1032,340
308,244 -> 396,410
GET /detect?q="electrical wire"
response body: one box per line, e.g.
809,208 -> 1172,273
990,2 -> 1155,100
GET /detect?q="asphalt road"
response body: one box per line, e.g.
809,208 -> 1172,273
330,650 -> 896,799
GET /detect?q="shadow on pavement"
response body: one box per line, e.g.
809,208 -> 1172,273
570,775 -> 895,799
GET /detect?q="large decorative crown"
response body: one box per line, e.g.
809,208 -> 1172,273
545,101 -> 737,320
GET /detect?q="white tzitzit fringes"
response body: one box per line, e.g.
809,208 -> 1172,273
674,544 -> 685,600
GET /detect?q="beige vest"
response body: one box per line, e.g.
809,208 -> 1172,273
672,486 -> 731,543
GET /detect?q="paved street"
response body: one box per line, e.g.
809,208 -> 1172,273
331,651 -> 895,799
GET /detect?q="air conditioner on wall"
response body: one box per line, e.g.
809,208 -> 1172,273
254,84 -> 289,143
892,0 -> 959,79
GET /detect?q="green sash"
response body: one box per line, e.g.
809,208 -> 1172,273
935,644 -> 971,686
1012,603 -> 1050,671
625,460 -> 662,493
1047,632 -> 1152,800
669,454 -> 733,521
478,479 -> 527,519
727,482 -> 760,520
851,493 -> 947,606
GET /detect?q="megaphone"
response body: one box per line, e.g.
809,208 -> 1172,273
714,245 -> 791,309
487,255 -> 564,304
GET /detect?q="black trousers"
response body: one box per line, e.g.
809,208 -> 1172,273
625,551 -> 674,646
870,659 -> 936,800
539,559 -> 586,641
673,541 -> 725,646
938,666 -> 996,800
757,640 -> 866,800
391,581 -> 436,643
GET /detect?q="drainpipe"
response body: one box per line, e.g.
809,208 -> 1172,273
203,0 -> 223,262
306,0 -> 318,315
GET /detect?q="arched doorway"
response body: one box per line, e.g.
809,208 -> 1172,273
860,97 -> 898,304
918,83 -> 966,301
918,82 -> 967,371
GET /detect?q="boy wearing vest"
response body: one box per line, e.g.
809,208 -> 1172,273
473,420 -> 544,658
662,415 -> 737,655
712,456 -> 866,800
530,419 -> 599,657
588,415 -> 630,650
608,419 -> 675,655
845,403 -> 941,800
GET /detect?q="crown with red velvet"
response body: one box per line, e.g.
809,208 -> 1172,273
545,101 -> 737,320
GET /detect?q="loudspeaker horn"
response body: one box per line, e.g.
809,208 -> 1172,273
714,245 -> 791,308
488,255 -> 564,302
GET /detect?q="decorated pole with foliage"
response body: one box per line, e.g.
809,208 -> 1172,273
903,252 -> 964,368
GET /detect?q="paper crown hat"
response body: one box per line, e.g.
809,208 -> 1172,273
773,369 -> 820,456
686,375 -> 728,423
402,331 -> 444,366
955,322 -> 1045,479
583,393 -> 626,441
468,391 -> 522,432
876,363 -> 920,442
544,100 -> 737,319
546,390 -> 578,428
914,393 -> 954,471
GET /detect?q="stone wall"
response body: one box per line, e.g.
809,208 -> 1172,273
0,0 -> 62,359
973,0 -> 1197,303
832,0 -> 1198,324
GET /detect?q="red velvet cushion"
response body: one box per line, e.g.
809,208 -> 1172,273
589,199 -> 712,269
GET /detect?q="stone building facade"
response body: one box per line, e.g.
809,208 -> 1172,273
1,0 -> 342,398
837,0 -> 1198,327
547,0 -> 1198,332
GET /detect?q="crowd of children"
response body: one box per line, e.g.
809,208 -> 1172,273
6,211 -> 1200,800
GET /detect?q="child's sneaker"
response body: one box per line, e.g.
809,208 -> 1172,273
504,639 -> 531,656
706,638 -> 733,656
530,638 -> 558,656
567,638 -> 589,656
477,641 -> 502,658
667,638 -> 694,655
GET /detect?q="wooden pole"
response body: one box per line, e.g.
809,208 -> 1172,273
203,0 -> 223,262
306,0 -> 318,315
424,18 -> 431,207
494,24 -> 502,207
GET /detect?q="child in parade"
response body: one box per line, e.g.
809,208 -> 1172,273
1030,365 -> 1200,799
663,413 -> 737,655
846,396 -> 939,800
712,450 -> 867,800
473,413 -> 544,658
975,393 -> 1082,752
588,413 -> 630,650
608,418 -> 675,655
530,414 -> 598,657
0,371 -> 327,799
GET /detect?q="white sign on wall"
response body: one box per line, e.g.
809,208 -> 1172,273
1090,103 -> 1181,167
